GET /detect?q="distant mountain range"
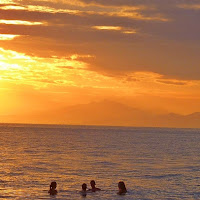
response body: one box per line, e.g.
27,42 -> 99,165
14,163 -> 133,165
1,100 -> 200,128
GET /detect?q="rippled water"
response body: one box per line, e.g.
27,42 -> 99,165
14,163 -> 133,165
0,124 -> 199,199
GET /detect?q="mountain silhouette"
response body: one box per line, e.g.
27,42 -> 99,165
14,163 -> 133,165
1,100 -> 200,128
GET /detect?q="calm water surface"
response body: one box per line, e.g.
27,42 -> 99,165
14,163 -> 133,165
0,124 -> 199,199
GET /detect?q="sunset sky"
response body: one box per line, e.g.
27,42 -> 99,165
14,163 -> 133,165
0,0 -> 200,125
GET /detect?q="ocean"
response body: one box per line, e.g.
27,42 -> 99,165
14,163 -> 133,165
0,124 -> 199,200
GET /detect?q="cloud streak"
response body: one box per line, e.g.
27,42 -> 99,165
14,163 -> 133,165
0,34 -> 20,40
0,19 -> 44,25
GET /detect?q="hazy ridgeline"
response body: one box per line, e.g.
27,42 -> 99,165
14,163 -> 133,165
0,124 -> 199,199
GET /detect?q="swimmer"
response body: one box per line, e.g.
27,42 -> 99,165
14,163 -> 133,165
80,183 -> 87,197
88,180 -> 101,192
117,181 -> 127,195
48,181 -> 58,195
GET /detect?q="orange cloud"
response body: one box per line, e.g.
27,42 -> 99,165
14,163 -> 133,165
0,0 -> 15,4
0,34 -> 20,40
0,1 -> 168,21
92,26 -> 122,31
0,5 -> 26,10
178,4 -> 200,10
156,79 -> 191,86
92,25 -> 137,34
2,46 -> 198,97
0,19 -> 44,25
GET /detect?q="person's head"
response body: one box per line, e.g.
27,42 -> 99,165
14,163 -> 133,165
118,181 -> 126,191
82,183 -> 87,191
50,182 -> 57,190
90,180 -> 96,188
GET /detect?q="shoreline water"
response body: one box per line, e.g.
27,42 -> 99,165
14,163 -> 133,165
1,122 -> 200,130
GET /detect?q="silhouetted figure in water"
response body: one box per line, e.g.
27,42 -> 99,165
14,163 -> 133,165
48,181 -> 58,195
80,183 -> 87,197
88,180 -> 101,192
117,181 -> 127,195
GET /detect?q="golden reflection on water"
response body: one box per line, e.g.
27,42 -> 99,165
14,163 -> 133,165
0,125 -> 199,199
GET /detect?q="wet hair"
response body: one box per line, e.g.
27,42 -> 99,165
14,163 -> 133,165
50,181 -> 57,190
49,181 -> 57,195
118,181 -> 127,191
90,180 -> 96,185
82,183 -> 87,191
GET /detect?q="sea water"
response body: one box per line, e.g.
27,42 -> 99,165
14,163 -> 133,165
0,124 -> 199,200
